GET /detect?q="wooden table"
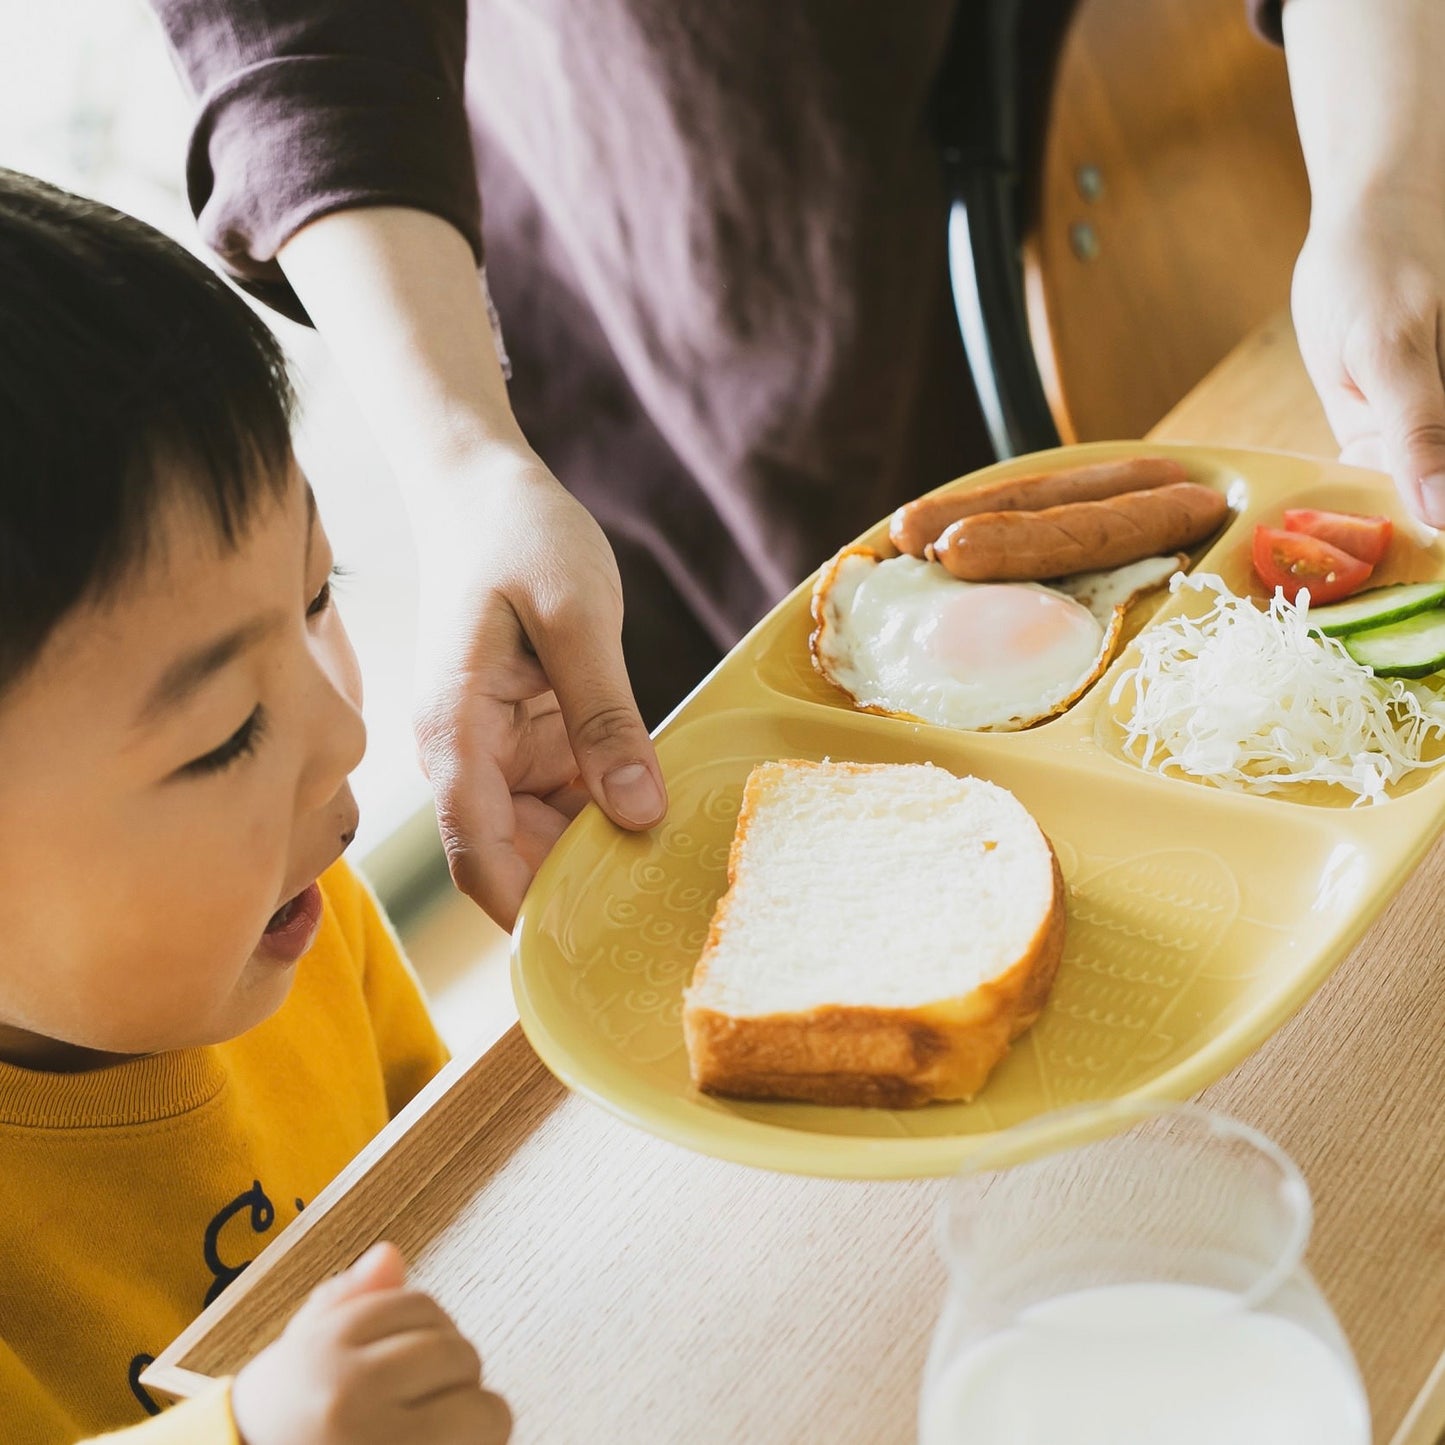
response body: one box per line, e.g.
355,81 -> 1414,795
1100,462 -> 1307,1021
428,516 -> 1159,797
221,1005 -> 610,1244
149,313 -> 1445,1444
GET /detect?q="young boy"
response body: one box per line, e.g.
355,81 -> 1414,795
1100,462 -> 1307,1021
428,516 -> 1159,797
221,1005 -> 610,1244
0,172 -> 510,1444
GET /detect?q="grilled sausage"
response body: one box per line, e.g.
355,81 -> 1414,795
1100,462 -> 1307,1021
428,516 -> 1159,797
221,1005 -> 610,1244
889,457 -> 1188,558
934,482 -> 1229,581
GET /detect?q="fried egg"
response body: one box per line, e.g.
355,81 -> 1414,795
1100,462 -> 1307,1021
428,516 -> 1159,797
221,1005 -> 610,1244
810,549 -> 1183,731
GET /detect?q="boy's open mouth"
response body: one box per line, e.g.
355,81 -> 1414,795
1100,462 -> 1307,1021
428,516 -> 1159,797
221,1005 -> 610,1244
264,892 -> 307,934
257,882 -> 324,964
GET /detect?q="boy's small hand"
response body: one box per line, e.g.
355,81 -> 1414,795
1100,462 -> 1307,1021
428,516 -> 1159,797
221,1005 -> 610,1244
230,1242 -> 511,1445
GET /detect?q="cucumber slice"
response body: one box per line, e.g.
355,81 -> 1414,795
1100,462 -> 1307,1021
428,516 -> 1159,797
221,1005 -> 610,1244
1341,609 -> 1445,677
1306,581 -> 1445,638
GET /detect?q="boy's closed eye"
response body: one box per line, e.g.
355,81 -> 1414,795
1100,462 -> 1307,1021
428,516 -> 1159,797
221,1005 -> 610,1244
184,706 -> 266,777
176,565 -> 347,780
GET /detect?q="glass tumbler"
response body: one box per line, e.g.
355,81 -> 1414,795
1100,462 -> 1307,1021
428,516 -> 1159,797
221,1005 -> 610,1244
918,1101 -> 1370,1445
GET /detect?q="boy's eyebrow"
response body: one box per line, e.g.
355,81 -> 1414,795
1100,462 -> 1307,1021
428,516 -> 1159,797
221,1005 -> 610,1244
136,615 -> 281,727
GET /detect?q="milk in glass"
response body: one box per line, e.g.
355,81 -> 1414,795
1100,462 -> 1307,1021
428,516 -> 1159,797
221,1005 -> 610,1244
919,1280 -> 1370,1445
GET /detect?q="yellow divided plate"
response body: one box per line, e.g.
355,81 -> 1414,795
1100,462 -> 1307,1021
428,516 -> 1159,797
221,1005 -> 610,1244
512,441 -> 1445,1178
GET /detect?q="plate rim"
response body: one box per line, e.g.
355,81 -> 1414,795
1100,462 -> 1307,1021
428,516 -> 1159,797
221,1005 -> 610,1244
511,441 -> 1445,1178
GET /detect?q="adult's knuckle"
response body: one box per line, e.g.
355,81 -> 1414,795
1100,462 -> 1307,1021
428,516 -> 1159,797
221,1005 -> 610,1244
412,699 -> 461,776
529,589 -> 590,636
421,721 -> 488,813
1358,317 -> 1437,376
574,702 -> 640,754
437,825 -> 483,900
1400,418 -> 1445,454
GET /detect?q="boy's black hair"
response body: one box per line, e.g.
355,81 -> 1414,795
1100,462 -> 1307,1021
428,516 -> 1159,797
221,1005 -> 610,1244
0,169 -> 295,693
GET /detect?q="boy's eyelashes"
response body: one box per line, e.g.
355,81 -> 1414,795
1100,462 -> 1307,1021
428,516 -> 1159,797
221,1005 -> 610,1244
183,705 -> 266,777
306,564 -> 348,620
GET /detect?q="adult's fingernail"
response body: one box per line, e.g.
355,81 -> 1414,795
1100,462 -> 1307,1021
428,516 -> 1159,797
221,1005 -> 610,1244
603,762 -> 664,826
1420,473 -> 1445,529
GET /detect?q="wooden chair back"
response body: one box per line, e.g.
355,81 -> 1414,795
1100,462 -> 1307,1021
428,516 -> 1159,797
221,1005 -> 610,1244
1021,0 -> 1311,441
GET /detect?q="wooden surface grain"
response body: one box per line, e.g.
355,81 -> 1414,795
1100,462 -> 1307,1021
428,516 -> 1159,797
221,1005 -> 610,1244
1150,307 -> 1335,457
150,319 -> 1445,1443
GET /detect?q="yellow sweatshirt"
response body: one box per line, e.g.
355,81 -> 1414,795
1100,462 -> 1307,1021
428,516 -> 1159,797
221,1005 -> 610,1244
0,859 -> 449,1445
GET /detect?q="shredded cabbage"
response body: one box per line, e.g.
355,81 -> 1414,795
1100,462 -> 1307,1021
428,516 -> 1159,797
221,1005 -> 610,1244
1109,574 -> 1445,803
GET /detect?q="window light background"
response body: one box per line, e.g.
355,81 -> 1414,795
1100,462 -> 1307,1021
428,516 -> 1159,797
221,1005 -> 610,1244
0,0 -> 433,867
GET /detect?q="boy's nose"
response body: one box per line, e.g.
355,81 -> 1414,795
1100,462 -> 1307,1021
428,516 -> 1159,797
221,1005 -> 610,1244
312,700 -> 366,813
296,669 -> 367,814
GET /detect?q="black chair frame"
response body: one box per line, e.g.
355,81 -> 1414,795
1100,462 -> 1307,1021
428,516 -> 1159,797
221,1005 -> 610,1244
931,0 -> 1077,460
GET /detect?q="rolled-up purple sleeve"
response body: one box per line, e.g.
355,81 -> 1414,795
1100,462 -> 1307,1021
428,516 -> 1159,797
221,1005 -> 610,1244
150,0 -> 481,324
1249,0 -> 1283,43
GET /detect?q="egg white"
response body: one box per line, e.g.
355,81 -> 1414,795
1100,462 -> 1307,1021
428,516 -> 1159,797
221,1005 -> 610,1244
810,551 -> 1181,731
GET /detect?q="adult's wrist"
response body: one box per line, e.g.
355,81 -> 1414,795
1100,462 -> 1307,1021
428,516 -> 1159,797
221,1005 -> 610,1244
400,437 -> 564,542
1282,0 -> 1445,217
1304,170 -> 1445,234
278,206 -> 533,491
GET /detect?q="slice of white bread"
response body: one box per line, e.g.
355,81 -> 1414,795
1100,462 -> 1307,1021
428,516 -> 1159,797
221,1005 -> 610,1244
683,759 -> 1065,1107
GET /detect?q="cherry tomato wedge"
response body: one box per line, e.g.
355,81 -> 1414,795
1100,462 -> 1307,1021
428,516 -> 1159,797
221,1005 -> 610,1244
1282,508 -> 1393,565
1252,526 -> 1373,605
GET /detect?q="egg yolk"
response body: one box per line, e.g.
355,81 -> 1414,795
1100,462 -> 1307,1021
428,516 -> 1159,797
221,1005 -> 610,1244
927,585 -> 1101,677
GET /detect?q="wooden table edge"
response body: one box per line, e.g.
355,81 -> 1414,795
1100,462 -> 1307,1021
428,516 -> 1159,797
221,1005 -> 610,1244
144,1026 -> 549,1394
1396,1353 -> 1445,1445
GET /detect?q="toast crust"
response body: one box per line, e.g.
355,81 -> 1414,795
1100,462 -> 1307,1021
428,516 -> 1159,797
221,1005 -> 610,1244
682,762 -> 1067,1108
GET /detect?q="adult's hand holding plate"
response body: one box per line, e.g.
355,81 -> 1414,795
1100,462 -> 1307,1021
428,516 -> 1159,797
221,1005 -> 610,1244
413,464 -> 667,929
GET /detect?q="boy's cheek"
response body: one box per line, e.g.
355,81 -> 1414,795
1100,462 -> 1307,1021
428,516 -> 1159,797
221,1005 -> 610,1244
0,839 -> 295,1053
2,860 -> 280,1053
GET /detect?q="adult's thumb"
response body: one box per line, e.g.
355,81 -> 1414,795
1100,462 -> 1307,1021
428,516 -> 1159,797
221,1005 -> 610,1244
530,609 -> 667,831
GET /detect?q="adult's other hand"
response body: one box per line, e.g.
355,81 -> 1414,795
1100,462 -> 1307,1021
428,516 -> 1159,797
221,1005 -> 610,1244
1281,0 -> 1445,527
1292,195 -> 1445,527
